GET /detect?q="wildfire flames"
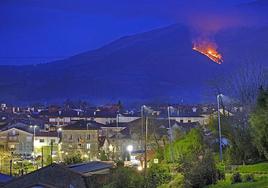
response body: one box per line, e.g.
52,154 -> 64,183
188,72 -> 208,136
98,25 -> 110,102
193,42 -> 223,64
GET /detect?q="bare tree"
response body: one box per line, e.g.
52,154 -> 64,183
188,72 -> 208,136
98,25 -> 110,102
227,62 -> 267,108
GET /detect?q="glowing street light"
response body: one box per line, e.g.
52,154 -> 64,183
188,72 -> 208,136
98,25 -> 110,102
57,128 -> 62,139
127,145 -> 133,160
137,166 -> 143,171
127,145 -> 133,153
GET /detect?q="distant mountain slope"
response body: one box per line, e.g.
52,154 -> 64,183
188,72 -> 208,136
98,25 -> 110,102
0,23 -> 268,104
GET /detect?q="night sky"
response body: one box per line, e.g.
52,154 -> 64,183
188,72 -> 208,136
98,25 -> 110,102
0,0 -> 253,65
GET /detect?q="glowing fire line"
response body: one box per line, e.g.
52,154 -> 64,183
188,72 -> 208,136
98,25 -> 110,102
193,44 -> 223,64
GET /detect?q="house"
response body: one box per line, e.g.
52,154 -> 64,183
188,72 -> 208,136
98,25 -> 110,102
0,127 -> 33,155
2,161 -> 114,188
61,120 -> 101,160
34,131 -> 61,162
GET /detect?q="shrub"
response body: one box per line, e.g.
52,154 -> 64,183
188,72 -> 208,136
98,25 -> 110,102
145,164 -> 172,188
181,150 -> 218,187
231,172 -> 242,184
217,169 -> 225,180
64,153 -> 83,165
216,163 -> 225,180
104,167 -> 144,188
244,173 -> 255,182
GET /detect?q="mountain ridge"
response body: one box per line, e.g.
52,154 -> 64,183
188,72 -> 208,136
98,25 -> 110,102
0,23 -> 268,104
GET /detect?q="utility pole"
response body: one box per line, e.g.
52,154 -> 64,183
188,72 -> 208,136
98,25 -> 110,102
9,152 -> 13,176
41,147 -> 44,168
167,106 -> 174,163
217,94 -> 223,161
144,117 -> 148,176
50,140 -> 54,164
9,159 -> 12,176
116,113 -> 119,160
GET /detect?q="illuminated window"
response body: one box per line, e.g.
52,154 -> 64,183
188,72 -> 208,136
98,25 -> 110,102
86,143 -> 90,149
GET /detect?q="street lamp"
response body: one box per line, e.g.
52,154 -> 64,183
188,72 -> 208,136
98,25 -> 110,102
141,105 -> 149,175
30,125 -> 38,156
116,113 -> 120,160
127,145 -> 133,161
167,106 -> 174,163
57,128 -> 62,139
217,94 -> 223,161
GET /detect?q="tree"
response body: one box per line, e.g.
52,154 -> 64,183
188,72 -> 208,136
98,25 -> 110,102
100,150 -> 108,161
250,87 -> 268,160
164,128 -> 204,162
208,115 -> 259,164
180,150 -> 218,188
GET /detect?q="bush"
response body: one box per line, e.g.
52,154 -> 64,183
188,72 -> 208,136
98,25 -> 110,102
104,167 -> 144,188
64,153 -> 83,165
159,174 -> 184,188
180,150 -> 218,187
231,172 -> 242,184
145,164 -> 172,188
216,163 -> 225,180
216,169 -> 225,180
244,173 -> 255,182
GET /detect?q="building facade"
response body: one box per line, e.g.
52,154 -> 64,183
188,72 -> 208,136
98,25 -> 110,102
61,121 -> 100,160
0,128 -> 33,155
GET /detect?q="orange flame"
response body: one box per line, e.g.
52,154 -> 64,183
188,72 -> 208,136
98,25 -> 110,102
193,42 -> 223,64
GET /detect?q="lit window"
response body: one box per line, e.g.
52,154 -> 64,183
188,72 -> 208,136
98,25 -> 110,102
86,143 -> 90,149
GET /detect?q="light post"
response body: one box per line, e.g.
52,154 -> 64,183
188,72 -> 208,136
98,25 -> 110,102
57,128 -> 62,139
217,94 -> 223,161
57,128 -> 62,162
167,106 -> 174,163
30,125 -> 38,156
141,105 -> 148,174
127,145 -> 133,161
86,123 -> 89,131
116,113 -> 120,160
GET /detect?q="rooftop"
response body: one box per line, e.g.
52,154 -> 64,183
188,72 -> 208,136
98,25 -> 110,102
63,120 -> 102,130
68,161 -> 114,174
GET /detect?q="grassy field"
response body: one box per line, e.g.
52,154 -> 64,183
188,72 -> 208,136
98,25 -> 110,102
208,162 -> 268,188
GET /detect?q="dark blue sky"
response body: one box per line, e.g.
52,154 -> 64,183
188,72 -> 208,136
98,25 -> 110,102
0,0 -> 253,65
